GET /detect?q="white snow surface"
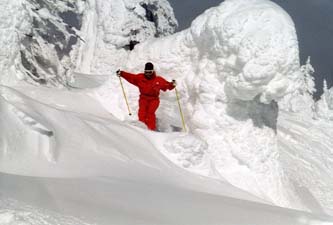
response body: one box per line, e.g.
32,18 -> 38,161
1,0 -> 333,224
0,198 -> 92,225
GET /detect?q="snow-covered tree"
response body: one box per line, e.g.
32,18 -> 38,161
315,79 -> 333,120
279,57 -> 316,117
300,56 -> 316,95
323,79 -> 328,93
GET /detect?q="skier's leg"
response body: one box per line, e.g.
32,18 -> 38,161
146,99 -> 160,130
138,98 -> 148,124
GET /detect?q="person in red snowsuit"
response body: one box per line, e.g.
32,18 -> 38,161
117,62 -> 176,131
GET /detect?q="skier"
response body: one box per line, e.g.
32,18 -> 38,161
117,62 -> 176,131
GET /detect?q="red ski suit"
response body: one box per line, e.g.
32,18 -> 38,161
120,71 -> 175,130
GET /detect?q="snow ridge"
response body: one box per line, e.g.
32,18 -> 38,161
0,86 -> 57,163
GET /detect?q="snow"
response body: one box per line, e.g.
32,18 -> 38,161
93,0 -> 306,209
2,175 -> 332,225
0,198 -> 92,225
1,0 -> 333,224
278,111 -> 333,215
75,0 -> 177,74
190,0 -> 301,103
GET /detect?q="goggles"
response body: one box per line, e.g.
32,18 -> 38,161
144,70 -> 154,74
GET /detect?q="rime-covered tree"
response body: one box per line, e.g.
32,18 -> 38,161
315,79 -> 333,120
300,57 -> 316,96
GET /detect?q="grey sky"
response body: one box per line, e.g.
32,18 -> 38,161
168,0 -> 333,98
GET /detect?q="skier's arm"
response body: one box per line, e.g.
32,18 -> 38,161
160,77 -> 176,91
120,71 -> 139,86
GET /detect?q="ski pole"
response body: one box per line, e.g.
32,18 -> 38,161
174,86 -> 186,132
118,72 -> 132,116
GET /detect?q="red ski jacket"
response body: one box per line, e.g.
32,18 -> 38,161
120,71 -> 175,99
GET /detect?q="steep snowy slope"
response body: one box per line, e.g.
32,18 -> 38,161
0,85 -> 332,225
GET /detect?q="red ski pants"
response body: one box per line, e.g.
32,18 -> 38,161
138,97 -> 160,130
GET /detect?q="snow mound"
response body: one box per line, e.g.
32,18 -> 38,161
190,0 -> 301,103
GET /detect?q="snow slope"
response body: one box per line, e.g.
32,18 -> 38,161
278,111 -> 333,215
1,174 -> 332,225
1,0 -> 333,224
0,85 -> 332,225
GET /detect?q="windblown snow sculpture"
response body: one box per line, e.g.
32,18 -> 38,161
189,0 -> 301,103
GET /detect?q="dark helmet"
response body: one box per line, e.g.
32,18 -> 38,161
144,62 -> 155,80
144,62 -> 154,71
